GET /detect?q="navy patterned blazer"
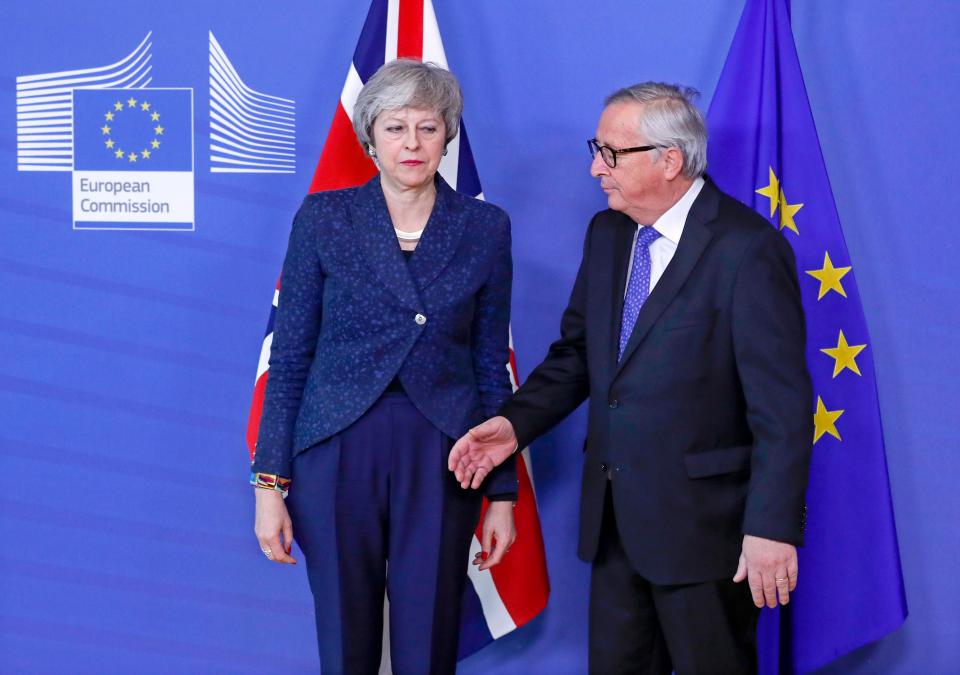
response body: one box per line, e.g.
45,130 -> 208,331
252,174 -> 517,497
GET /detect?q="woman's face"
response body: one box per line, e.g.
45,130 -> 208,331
371,107 -> 446,192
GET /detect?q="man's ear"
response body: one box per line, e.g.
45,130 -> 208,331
662,147 -> 685,181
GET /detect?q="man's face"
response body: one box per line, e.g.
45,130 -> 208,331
590,101 -> 665,224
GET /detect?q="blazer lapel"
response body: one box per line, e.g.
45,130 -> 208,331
407,176 -> 468,291
350,176 -> 423,312
614,180 -> 720,374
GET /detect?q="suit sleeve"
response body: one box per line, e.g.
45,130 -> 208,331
251,197 -> 324,479
732,226 -> 813,545
471,211 -> 517,498
497,216 -> 594,449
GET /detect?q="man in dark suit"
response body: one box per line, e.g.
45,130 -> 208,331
448,82 -> 812,674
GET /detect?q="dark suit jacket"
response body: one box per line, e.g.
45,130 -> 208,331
500,178 -> 812,584
253,175 -> 517,497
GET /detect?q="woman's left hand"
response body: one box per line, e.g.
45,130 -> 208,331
474,500 -> 516,571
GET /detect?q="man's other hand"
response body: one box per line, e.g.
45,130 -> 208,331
733,534 -> 798,608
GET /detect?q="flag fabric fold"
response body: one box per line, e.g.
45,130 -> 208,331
247,0 -> 549,659
706,0 -> 907,671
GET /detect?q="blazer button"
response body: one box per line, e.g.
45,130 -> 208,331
608,399 -> 619,409
600,463 -> 608,472
414,313 -> 427,325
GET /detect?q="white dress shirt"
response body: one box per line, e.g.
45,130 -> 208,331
624,177 -> 705,297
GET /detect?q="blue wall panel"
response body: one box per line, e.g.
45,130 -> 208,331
1,1 -> 956,672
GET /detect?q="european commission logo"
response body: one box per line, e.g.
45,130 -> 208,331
15,31 -> 297,231
73,88 -> 194,230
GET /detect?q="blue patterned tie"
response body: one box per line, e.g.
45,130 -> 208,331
618,226 -> 662,360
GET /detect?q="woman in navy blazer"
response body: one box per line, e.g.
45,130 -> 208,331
250,60 -> 517,674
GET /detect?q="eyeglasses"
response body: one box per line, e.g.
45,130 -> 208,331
587,138 -> 663,168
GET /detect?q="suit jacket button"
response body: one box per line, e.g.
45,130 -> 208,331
608,399 -> 619,409
600,463 -> 608,472
414,313 -> 427,325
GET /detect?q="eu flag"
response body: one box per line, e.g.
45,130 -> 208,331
706,0 -> 907,672
73,88 -> 192,171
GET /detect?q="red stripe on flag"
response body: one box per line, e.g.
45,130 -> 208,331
246,372 -> 269,461
397,0 -> 424,60
309,103 -> 378,194
478,453 -> 550,625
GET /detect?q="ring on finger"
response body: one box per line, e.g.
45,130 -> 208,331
261,548 -> 273,558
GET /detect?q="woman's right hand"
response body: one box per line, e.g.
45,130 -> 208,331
254,489 -> 297,564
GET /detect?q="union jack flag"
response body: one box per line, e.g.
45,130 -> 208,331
246,0 -> 550,659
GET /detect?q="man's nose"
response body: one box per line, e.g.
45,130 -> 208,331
590,150 -> 608,177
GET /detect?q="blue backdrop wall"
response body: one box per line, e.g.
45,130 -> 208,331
1,1 -> 957,672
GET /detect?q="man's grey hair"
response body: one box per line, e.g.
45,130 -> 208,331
605,82 -> 707,178
352,59 -> 463,150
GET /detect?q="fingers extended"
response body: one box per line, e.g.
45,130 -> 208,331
775,569 -> 790,605
761,573 -> 778,608
788,563 -> 799,592
747,572 -> 765,608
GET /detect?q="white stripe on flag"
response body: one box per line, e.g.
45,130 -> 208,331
341,64 -> 364,122
520,447 -> 537,499
437,130 -> 460,190
385,0 -> 400,63
255,332 -> 273,381
466,534 -> 517,639
422,0 -> 449,68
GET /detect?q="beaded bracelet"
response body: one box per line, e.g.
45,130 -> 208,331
250,471 -> 291,497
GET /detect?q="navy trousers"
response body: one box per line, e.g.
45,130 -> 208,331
589,486 -> 759,675
286,392 -> 483,675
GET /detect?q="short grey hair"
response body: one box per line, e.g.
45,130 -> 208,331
352,59 -> 463,150
605,82 -> 707,178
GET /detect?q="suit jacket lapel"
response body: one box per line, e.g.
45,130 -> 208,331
614,179 -> 720,374
350,176 -> 423,312
407,176 -> 467,291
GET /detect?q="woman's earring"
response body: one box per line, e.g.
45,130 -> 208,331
368,146 -> 377,157
442,147 -> 448,157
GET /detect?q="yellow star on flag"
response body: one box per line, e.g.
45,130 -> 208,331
114,101 -> 124,111
105,111 -> 114,121
813,396 -> 844,443
128,152 -> 138,162
821,330 -> 866,377
151,111 -> 160,121
154,125 -> 164,135
806,251 -> 852,300
127,97 -> 138,108
105,139 -> 115,149
755,167 -> 780,218
151,139 -> 161,149
100,124 -> 111,135
141,101 -> 151,111
778,189 -> 803,235
114,148 -> 125,159
141,149 -> 151,159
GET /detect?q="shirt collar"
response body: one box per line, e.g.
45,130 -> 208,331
643,176 -> 705,244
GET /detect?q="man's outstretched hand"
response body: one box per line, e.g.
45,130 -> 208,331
448,416 -> 518,489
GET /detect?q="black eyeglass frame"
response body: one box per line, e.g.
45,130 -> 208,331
587,138 -> 664,168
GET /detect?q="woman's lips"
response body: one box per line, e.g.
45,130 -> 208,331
401,160 -> 424,166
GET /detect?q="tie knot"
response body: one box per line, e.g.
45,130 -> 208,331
638,226 -> 662,247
